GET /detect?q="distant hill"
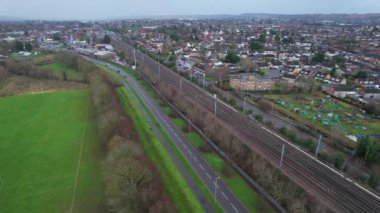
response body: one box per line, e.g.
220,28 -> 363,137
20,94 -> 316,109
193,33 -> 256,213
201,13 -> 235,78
0,16 -> 21,21
240,13 -> 380,24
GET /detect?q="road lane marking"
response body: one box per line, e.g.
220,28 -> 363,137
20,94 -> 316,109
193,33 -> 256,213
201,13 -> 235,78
206,173 -> 212,179
187,150 -> 192,155
230,203 -> 238,212
222,192 -> 228,200
193,156 -> 197,162
199,164 -> 205,171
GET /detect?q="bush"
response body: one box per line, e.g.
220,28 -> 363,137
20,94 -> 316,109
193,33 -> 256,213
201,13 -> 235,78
199,143 -> 212,153
318,151 -> 331,163
254,114 -> 263,122
369,174 -> 380,188
224,51 -> 240,63
356,136 -> 380,166
334,153 -> 345,169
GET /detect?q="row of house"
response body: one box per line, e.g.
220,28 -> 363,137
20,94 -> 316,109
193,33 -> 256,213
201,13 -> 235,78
325,85 -> 380,101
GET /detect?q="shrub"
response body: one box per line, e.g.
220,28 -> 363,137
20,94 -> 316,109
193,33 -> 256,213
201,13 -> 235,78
334,153 -> 345,169
254,114 -> 263,122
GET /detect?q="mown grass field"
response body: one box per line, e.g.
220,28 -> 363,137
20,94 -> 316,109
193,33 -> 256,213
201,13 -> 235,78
0,90 -> 104,213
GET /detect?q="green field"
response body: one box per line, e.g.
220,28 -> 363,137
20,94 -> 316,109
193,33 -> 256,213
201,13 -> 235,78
267,94 -> 380,135
0,90 -> 104,212
39,62 -> 83,80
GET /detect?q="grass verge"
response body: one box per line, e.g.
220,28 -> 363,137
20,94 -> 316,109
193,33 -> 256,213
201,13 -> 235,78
117,87 -> 204,213
122,79 -> 222,213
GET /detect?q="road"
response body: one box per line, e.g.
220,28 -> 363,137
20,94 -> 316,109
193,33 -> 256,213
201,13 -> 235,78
103,61 -> 248,213
113,37 -> 380,213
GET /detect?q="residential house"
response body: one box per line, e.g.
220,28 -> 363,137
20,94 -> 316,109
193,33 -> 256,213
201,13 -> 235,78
355,79 -> 380,89
299,69 -> 312,77
282,73 -> 299,84
315,71 -> 328,81
360,88 -> 380,99
326,85 -> 357,98
328,77 -> 347,85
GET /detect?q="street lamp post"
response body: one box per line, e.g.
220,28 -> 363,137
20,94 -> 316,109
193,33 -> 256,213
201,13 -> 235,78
214,177 -> 221,202
214,94 -> 217,116
180,78 -> 182,92
133,49 -> 136,68
158,55 -> 161,77
315,135 -> 322,158
280,144 -> 285,168
203,74 -> 205,89
271,102 -> 274,115
243,97 -> 247,113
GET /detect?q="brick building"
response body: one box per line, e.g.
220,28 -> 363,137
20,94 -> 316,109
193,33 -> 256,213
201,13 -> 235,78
230,73 -> 275,91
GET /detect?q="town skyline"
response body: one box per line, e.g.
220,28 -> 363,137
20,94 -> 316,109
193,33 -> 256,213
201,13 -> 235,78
1,0 -> 380,20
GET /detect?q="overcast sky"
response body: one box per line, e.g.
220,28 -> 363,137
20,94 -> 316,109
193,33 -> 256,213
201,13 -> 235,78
1,0 -> 380,20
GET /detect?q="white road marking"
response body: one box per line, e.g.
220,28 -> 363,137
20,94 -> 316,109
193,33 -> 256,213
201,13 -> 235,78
206,173 -> 212,179
222,192 -> 228,200
230,203 -> 238,213
199,164 -> 205,171
193,156 -> 197,162
187,150 -> 192,155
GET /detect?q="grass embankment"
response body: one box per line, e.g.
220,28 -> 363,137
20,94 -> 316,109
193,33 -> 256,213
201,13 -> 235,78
0,90 -> 104,212
117,87 -> 204,213
122,78 -> 222,213
112,63 -> 274,213
39,62 -> 82,80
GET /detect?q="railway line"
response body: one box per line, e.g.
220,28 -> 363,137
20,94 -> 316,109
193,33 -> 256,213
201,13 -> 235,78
113,37 -> 380,212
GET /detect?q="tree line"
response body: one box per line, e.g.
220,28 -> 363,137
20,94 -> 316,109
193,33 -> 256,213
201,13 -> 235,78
89,72 -> 174,212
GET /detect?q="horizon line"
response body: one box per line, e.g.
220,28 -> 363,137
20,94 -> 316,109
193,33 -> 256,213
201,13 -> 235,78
1,12 -> 380,22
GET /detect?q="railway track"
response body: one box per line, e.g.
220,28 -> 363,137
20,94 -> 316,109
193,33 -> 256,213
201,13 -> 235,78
114,38 -> 380,212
